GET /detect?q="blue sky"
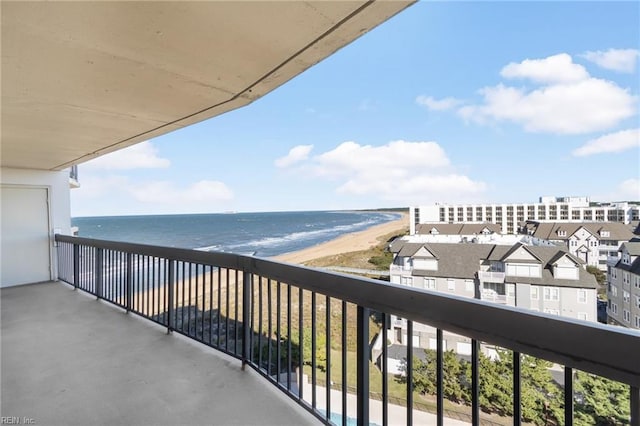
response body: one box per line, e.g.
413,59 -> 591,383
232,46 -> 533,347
71,1 -> 640,217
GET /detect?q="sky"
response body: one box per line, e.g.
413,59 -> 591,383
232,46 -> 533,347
71,1 -> 640,217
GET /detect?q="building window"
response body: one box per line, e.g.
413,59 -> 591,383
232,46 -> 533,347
447,279 -> 455,291
636,296 -> 640,309
623,309 -> 631,323
543,308 -> 559,316
623,290 -> 630,303
610,285 -> 618,297
543,286 -> 559,301
465,280 -> 474,292
507,284 -> 515,297
424,278 -> 436,290
635,316 -> 640,328
577,289 -> 587,303
635,276 -> 640,289
531,287 -> 539,300
577,312 -> 588,321
401,276 -> 413,286
610,303 -> 618,314
623,272 -> 630,285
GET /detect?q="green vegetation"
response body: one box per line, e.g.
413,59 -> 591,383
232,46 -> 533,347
586,265 -> 606,286
304,228 -> 407,271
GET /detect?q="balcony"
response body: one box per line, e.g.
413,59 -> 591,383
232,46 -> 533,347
477,271 -> 506,283
3,234 -> 640,426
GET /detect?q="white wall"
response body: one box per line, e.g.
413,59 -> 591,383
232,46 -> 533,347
1,167 -> 72,286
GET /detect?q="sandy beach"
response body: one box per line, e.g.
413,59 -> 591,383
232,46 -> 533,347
131,212 -> 408,316
274,212 -> 408,264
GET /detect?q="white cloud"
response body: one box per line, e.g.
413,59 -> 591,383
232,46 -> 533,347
81,141 -> 170,170
581,48 -> 640,73
285,140 -> 485,202
617,179 -> 640,200
572,128 -> 640,156
275,145 -> 314,168
416,95 -> 463,111
130,180 -> 233,204
500,53 -> 589,84
457,71 -> 636,134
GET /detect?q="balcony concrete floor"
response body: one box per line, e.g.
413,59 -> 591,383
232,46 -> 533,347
1,281 -> 316,426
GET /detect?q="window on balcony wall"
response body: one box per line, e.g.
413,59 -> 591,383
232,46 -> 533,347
531,287 -> 539,300
577,289 -> 587,303
401,276 -> 413,286
543,286 -> 559,301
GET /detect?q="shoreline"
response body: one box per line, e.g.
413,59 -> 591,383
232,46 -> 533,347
274,212 -> 408,264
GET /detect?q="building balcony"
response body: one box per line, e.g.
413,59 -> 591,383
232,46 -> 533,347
477,271 -> 506,283
3,234 -> 639,425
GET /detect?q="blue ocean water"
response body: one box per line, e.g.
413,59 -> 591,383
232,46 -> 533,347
72,211 -> 400,257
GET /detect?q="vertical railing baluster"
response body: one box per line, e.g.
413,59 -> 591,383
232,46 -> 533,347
267,279 -> 272,377
258,277 -> 263,368
276,281 -> 281,384
167,260 -> 175,333
95,248 -> 103,300
382,313 -> 389,426
225,268 -> 230,351
565,367 -> 573,426
298,288 -> 304,402
342,301 -> 347,426
217,267 -> 222,348
209,266 -> 214,345
311,292 -> 317,409
195,264 -> 200,339
325,296 -> 331,421
242,270 -> 251,369
472,339 -> 480,426
356,306 -> 370,426
407,320 -> 413,426
235,270 -> 240,355
437,328 -> 444,426
287,284 -> 292,392
73,244 -> 79,290
126,253 -> 132,313
513,351 -> 521,426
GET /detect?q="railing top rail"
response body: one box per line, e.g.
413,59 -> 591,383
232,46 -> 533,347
55,234 -> 640,386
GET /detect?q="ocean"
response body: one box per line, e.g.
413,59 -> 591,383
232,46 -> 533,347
72,211 -> 401,257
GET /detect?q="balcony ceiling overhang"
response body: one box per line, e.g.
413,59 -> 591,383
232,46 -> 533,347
1,1 -> 414,171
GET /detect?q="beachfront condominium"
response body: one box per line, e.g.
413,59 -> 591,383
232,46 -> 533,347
410,195 -> 640,235
521,221 -> 636,271
387,241 -> 598,354
607,242 -> 640,330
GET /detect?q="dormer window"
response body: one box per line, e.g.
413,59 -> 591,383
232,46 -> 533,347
557,230 -> 566,237
600,230 -> 610,237
430,228 -> 439,235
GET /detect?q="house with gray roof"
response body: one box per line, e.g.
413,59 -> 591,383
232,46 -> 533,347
607,242 -> 640,330
388,241 -> 598,354
520,221 -> 636,271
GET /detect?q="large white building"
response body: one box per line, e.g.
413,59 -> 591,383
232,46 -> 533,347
410,196 -> 640,235
607,242 -> 640,330
388,241 -> 598,354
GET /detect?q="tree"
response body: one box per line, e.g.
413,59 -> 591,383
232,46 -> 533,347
574,371 -> 630,425
586,265 -> 606,287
